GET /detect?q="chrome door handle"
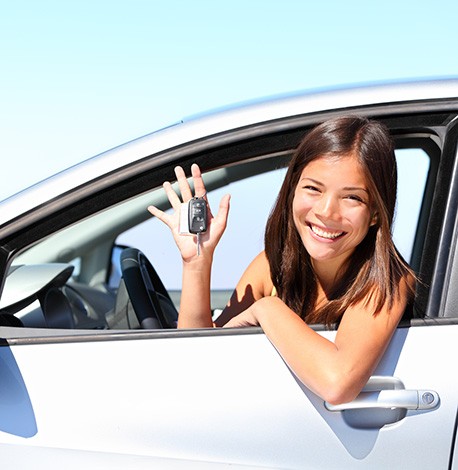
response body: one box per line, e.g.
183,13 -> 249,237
323,376 -> 440,428
325,389 -> 440,411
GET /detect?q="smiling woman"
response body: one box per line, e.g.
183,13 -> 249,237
149,115 -> 416,405
264,116 -> 413,328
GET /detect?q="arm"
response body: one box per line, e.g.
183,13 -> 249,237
224,277 -> 412,404
148,164 -> 230,328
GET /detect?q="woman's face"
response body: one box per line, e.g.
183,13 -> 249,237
292,154 -> 375,274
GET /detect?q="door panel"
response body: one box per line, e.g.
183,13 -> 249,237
0,324 -> 456,469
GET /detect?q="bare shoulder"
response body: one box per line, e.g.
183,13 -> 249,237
337,272 -> 414,347
214,251 -> 273,326
243,251 -> 273,295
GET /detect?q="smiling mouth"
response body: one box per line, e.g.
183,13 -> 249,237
309,224 -> 346,240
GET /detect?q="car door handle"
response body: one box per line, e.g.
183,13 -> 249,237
325,389 -> 440,411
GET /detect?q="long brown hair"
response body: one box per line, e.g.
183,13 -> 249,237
265,116 -> 415,325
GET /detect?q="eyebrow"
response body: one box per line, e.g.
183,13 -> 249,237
300,177 -> 369,193
343,186 -> 369,193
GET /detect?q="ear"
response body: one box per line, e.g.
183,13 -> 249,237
370,212 -> 378,227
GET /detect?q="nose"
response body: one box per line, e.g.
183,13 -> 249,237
314,194 -> 340,221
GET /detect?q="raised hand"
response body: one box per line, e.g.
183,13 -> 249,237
148,164 -> 230,263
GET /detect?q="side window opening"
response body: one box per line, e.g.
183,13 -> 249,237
393,148 -> 430,263
114,149 -> 431,311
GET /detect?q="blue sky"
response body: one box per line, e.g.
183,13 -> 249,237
1,0 -> 458,201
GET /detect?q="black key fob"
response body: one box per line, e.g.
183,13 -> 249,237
188,197 -> 207,234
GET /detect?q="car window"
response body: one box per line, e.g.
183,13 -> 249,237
115,148 -> 430,310
393,148 -> 430,261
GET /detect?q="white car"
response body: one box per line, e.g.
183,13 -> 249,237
0,79 -> 457,469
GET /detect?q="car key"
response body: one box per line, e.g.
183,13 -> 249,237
188,196 -> 207,256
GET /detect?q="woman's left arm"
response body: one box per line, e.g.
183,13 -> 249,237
224,280 -> 411,405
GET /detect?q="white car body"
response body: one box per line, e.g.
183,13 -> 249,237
0,79 -> 457,469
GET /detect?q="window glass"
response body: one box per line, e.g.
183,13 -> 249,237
393,148 -> 430,261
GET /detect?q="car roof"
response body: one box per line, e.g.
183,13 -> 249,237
1,77 -> 458,228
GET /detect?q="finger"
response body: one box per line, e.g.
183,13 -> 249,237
213,194 -> 231,227
191,163 -> 207,199
163,181 -> 182,210
147,205 -> 173,228
175,166 -> 193,201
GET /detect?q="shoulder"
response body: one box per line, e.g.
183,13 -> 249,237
244,251 -> 273,296
341,271 -> 414,329
249,250 -> 270,271
215,251 -> 273,326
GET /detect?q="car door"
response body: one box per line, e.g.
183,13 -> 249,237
1,318 -> 456,469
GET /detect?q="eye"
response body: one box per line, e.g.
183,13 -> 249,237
345,194 -> 366,204
303,185 -> 320,193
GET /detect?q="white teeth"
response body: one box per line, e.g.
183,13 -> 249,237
310,224 -> 344,239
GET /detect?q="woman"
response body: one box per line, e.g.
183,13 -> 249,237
148,116 -> 415,405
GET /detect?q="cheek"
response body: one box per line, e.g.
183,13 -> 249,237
292,194 -> 306,227
292,193 -> 312,215
349,209 -> 373,235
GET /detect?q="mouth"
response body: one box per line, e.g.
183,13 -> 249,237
308,223 -> 346,240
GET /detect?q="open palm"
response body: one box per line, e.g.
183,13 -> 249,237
148,164 -> 230,263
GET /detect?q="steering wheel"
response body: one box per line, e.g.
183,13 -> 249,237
120,248 -> 178,329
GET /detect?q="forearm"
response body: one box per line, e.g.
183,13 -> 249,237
177,257 -> 214,328
253,297 -> 371,404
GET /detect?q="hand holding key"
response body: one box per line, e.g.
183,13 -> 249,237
148,164 -> 230,263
